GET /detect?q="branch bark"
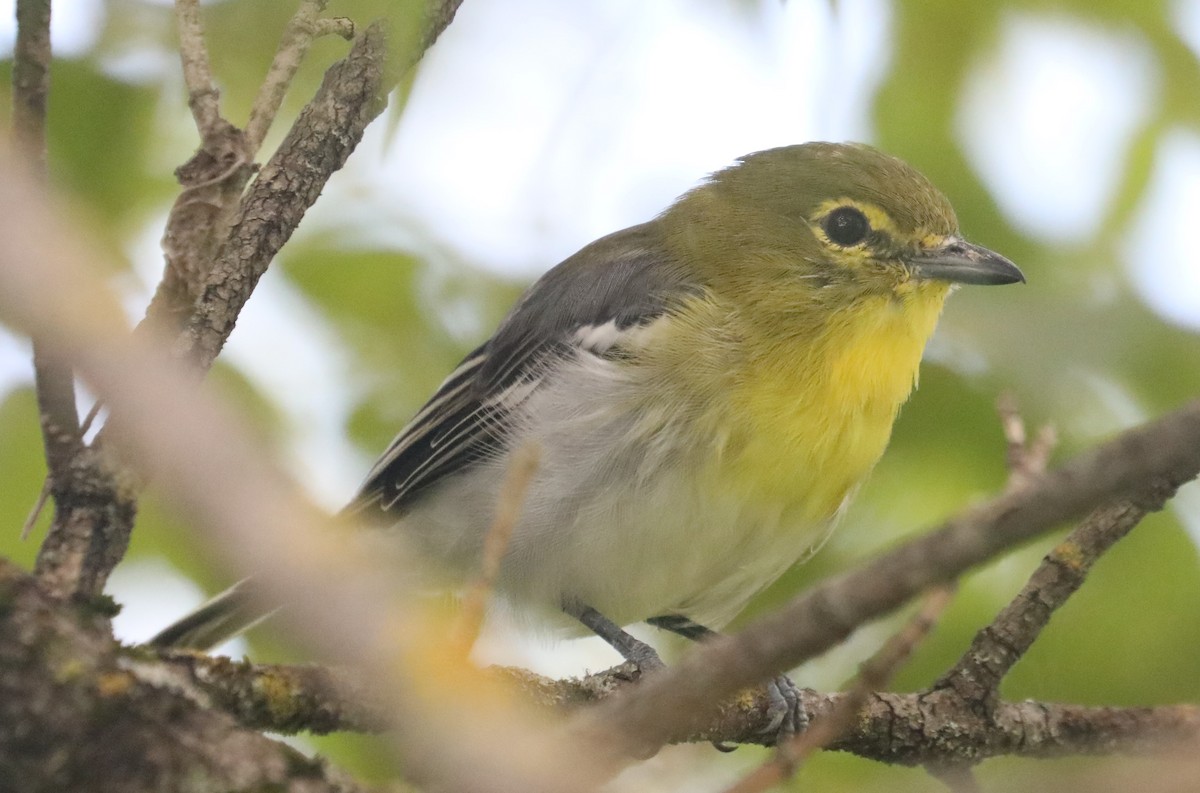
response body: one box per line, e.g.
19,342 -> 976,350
150,648 -> 1200,766
937,495 -> 1163,706
0,559 -> 365,793
13,0 -> 83,528
174,20 -> 392,370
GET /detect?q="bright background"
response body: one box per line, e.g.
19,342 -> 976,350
2,0 -> 1200,789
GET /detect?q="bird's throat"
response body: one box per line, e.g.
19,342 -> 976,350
720,288 -> 948,521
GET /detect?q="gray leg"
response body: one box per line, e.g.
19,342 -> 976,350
563,601 -> 665,673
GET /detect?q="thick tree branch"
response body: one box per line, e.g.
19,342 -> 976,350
576,400 -> 1200,766
0,559 -> 365,793
412,0 -> 464,70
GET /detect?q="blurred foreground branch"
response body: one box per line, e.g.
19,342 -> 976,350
0,140 -> 600,793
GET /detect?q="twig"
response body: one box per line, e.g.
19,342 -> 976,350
15,0 -> 88,586
174,0 -> 222,137
575,399 -> 1200,766
452,442 -> 540,652
721,586 -> 955,793
176,21 -> 393,370
997,392 -> 1056,492
244,0 -> 355,155
12,0 -> 52,162
936,494 -> 1162,704
19,478 -> 51,541
14,0 -> 81,491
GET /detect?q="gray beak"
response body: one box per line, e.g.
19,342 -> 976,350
908,237 -> 1025,286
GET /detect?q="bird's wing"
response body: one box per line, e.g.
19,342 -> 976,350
348,223 -> 698,517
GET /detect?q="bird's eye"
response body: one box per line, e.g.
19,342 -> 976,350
822,206 -> 870,247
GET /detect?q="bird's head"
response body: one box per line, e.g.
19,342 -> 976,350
662,142 -> 1023,311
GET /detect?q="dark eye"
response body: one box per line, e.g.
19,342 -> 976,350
822,206 -> 870,246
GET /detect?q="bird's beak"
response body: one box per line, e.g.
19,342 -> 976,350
907,237 -> 1025,286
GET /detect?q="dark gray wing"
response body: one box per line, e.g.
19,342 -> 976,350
348,222 -> 698,518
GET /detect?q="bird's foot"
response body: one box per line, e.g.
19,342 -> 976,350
626,643 -> 667,679
761,674 -> 808,746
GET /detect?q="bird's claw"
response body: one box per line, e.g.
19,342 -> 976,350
760,674 -> 807,745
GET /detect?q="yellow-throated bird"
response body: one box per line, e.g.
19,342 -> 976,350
152,142 -> 1022,736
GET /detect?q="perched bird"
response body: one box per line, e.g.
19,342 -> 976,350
152,142 -> 1022,735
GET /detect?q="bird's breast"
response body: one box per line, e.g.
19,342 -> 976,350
712,291 -> 947,522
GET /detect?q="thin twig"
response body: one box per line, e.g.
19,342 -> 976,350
14,0 -> 81,476
174,0 -> 222,137
244,0 -> 355,154
12,0 -> 52,165
937,494 -> 1162,702
19,478 -> 51,541
721,586 -> 955,793
15,0 -> 83,552
452,442 -> 540,652
997,392 -> 1056,492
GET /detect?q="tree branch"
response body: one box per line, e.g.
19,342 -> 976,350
721,586 -> 956,793
13,0 -> 112,602
0,559 -> 366,793
174,20 -> 393,370
937,495 -> 1162,705
150,647 -> 1200,766
14,0 -> 82,502
174,0 -> 223,137
244,0 -> 355,155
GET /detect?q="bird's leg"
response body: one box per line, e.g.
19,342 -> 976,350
563,601 -> 665,674
648,614 -> 807,746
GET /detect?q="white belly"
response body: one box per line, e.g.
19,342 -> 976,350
396,353 -> 836,632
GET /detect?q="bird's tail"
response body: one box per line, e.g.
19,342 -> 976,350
148,579 -> 274,650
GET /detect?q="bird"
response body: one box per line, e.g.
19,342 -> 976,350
151,141 -> 1023,738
